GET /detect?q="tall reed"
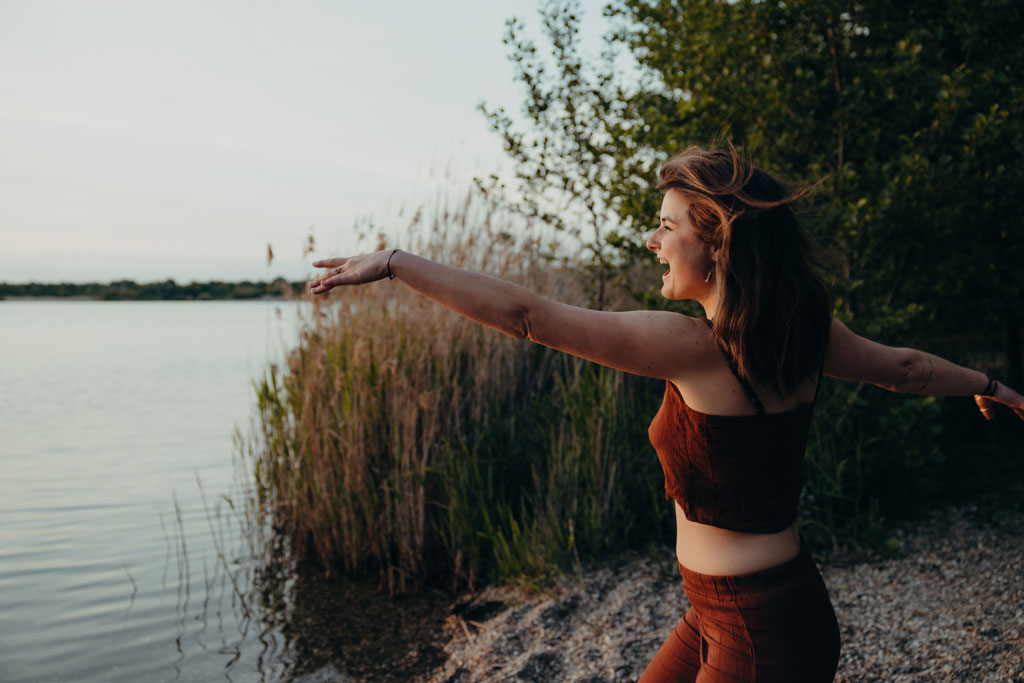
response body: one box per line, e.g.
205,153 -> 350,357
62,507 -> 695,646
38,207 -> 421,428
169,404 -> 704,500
243,186 -> 969,593
244,190 -> 670,592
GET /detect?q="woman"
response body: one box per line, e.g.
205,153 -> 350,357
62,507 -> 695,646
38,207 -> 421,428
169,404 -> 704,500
309,147 -> 1024,682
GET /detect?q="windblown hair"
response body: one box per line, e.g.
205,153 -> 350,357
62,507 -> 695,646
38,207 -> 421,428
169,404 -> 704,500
657,145 -> 832,396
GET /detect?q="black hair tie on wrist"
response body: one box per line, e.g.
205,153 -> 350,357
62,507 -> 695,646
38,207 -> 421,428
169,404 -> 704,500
386,249 -> 398,280
981,374 -> 998,396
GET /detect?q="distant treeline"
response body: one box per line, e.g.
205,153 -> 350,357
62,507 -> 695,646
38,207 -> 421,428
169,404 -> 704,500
0,278 -> 307,300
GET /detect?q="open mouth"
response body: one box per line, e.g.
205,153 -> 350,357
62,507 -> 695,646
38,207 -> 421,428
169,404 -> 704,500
659,258 -> 670,278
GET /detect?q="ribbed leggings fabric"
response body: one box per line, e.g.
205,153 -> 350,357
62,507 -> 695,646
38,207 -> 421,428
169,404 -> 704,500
639,539 -> 840,682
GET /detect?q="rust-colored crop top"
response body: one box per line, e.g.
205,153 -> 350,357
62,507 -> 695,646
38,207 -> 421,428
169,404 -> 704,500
648,320 -> 819,534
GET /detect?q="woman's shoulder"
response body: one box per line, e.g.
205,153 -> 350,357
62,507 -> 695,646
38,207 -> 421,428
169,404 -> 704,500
526,303 -> 718,381
606,310 -> 717,353
636,311 -> 715,339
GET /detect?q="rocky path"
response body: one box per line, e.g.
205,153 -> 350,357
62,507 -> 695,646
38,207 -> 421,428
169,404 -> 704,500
427,500 -> 1024,682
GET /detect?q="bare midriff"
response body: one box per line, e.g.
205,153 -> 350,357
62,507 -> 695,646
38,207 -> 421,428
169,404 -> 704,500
674,501 -> 800,576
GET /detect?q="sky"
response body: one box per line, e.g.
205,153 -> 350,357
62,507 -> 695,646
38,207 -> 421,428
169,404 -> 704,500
0,0 -> 613,284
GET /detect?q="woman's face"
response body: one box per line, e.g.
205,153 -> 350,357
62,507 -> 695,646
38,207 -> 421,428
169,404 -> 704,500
647,189 -> 715,301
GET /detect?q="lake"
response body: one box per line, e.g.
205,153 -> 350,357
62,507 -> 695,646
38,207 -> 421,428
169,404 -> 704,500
0,300 -> 449,683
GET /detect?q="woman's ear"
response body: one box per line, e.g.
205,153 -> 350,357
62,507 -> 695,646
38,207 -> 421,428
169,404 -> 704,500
704,245 -> 721,283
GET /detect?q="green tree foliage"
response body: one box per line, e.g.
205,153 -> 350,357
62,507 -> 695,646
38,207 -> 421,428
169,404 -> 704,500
618,0 -> 1023,364
488,0 -> 1024,553
480,0 -> 643,309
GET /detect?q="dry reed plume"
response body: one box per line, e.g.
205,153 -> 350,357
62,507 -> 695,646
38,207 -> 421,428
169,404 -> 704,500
240,186 -> 953,597
245,189 -> 670,593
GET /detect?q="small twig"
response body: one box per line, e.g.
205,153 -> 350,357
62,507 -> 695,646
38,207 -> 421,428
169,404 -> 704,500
459,617 -> 475,645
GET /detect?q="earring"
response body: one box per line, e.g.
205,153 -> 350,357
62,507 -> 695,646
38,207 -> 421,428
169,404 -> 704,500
704,264 -> 714,282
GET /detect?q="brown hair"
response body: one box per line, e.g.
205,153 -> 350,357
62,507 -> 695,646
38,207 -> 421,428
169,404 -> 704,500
656,145 -> 831,396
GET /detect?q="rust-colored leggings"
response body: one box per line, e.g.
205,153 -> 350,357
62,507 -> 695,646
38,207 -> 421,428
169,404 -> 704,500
640,539 -> 840,682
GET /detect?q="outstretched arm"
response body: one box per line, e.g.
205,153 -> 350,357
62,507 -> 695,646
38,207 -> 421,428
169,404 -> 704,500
308,250 -> 708,381
824,318 -> 1024,421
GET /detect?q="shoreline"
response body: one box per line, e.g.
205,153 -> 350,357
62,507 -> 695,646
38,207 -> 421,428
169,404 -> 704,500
416,497 -> 1024,682
0,295 -> 295,302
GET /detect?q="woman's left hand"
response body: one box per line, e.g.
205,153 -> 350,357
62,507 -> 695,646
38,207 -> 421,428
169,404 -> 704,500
308,251 -> 395,295
974,381 -> 1024,421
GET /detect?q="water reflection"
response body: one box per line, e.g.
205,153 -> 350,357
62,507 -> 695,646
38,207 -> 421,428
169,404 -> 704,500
169,483 -> 452,682
0,300 -> 453,682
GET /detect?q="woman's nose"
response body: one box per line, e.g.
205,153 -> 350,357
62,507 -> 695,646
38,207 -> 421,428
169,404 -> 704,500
646,230 -> 659,251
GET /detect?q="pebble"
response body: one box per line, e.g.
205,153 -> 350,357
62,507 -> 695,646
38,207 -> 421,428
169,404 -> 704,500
427,499 -> 1024,682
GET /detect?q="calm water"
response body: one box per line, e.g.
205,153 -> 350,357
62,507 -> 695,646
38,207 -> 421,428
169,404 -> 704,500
0,300 -> 449,683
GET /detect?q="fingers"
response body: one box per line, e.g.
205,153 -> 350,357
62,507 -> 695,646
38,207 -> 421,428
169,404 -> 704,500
309,266 -> 361,294
307,252 -> 388,294
309,257 -> 350,295
1010,395 -> 1024,422
312,258 -> 346,268
974,392 -> 1024,421
309,274 -> 342,295
307,274 -> 336,295
1011,390 -> 1024,421
974,395 -> 995,421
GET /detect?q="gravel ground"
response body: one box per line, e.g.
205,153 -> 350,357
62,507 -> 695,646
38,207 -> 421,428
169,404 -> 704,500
426,500 -> 1024,682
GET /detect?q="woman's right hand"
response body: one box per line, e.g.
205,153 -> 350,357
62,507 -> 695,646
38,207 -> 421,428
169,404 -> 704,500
308,250 -> 396,295
974,381 -> 1024,421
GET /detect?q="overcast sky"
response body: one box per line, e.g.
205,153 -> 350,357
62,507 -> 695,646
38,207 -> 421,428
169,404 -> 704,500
0,0 -> 612,284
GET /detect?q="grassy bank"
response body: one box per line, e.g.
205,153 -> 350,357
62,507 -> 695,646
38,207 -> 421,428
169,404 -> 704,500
241,193 -> 1022,593
241,196 -> 672,593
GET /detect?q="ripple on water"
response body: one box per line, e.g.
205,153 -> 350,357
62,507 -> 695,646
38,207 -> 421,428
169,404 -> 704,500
0,300 -> 457,682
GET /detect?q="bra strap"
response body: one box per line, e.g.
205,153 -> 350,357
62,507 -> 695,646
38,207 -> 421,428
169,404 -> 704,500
701,318 -> 766,415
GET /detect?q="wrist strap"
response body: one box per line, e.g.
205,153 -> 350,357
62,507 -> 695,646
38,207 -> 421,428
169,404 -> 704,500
981,374 -> 998,396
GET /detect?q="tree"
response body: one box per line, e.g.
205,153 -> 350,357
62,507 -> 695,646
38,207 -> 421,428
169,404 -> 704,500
491,0 -> 1023,378
612,0 -> 1024,382
488,0 -> 1024,551
480,0 -> 639,309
